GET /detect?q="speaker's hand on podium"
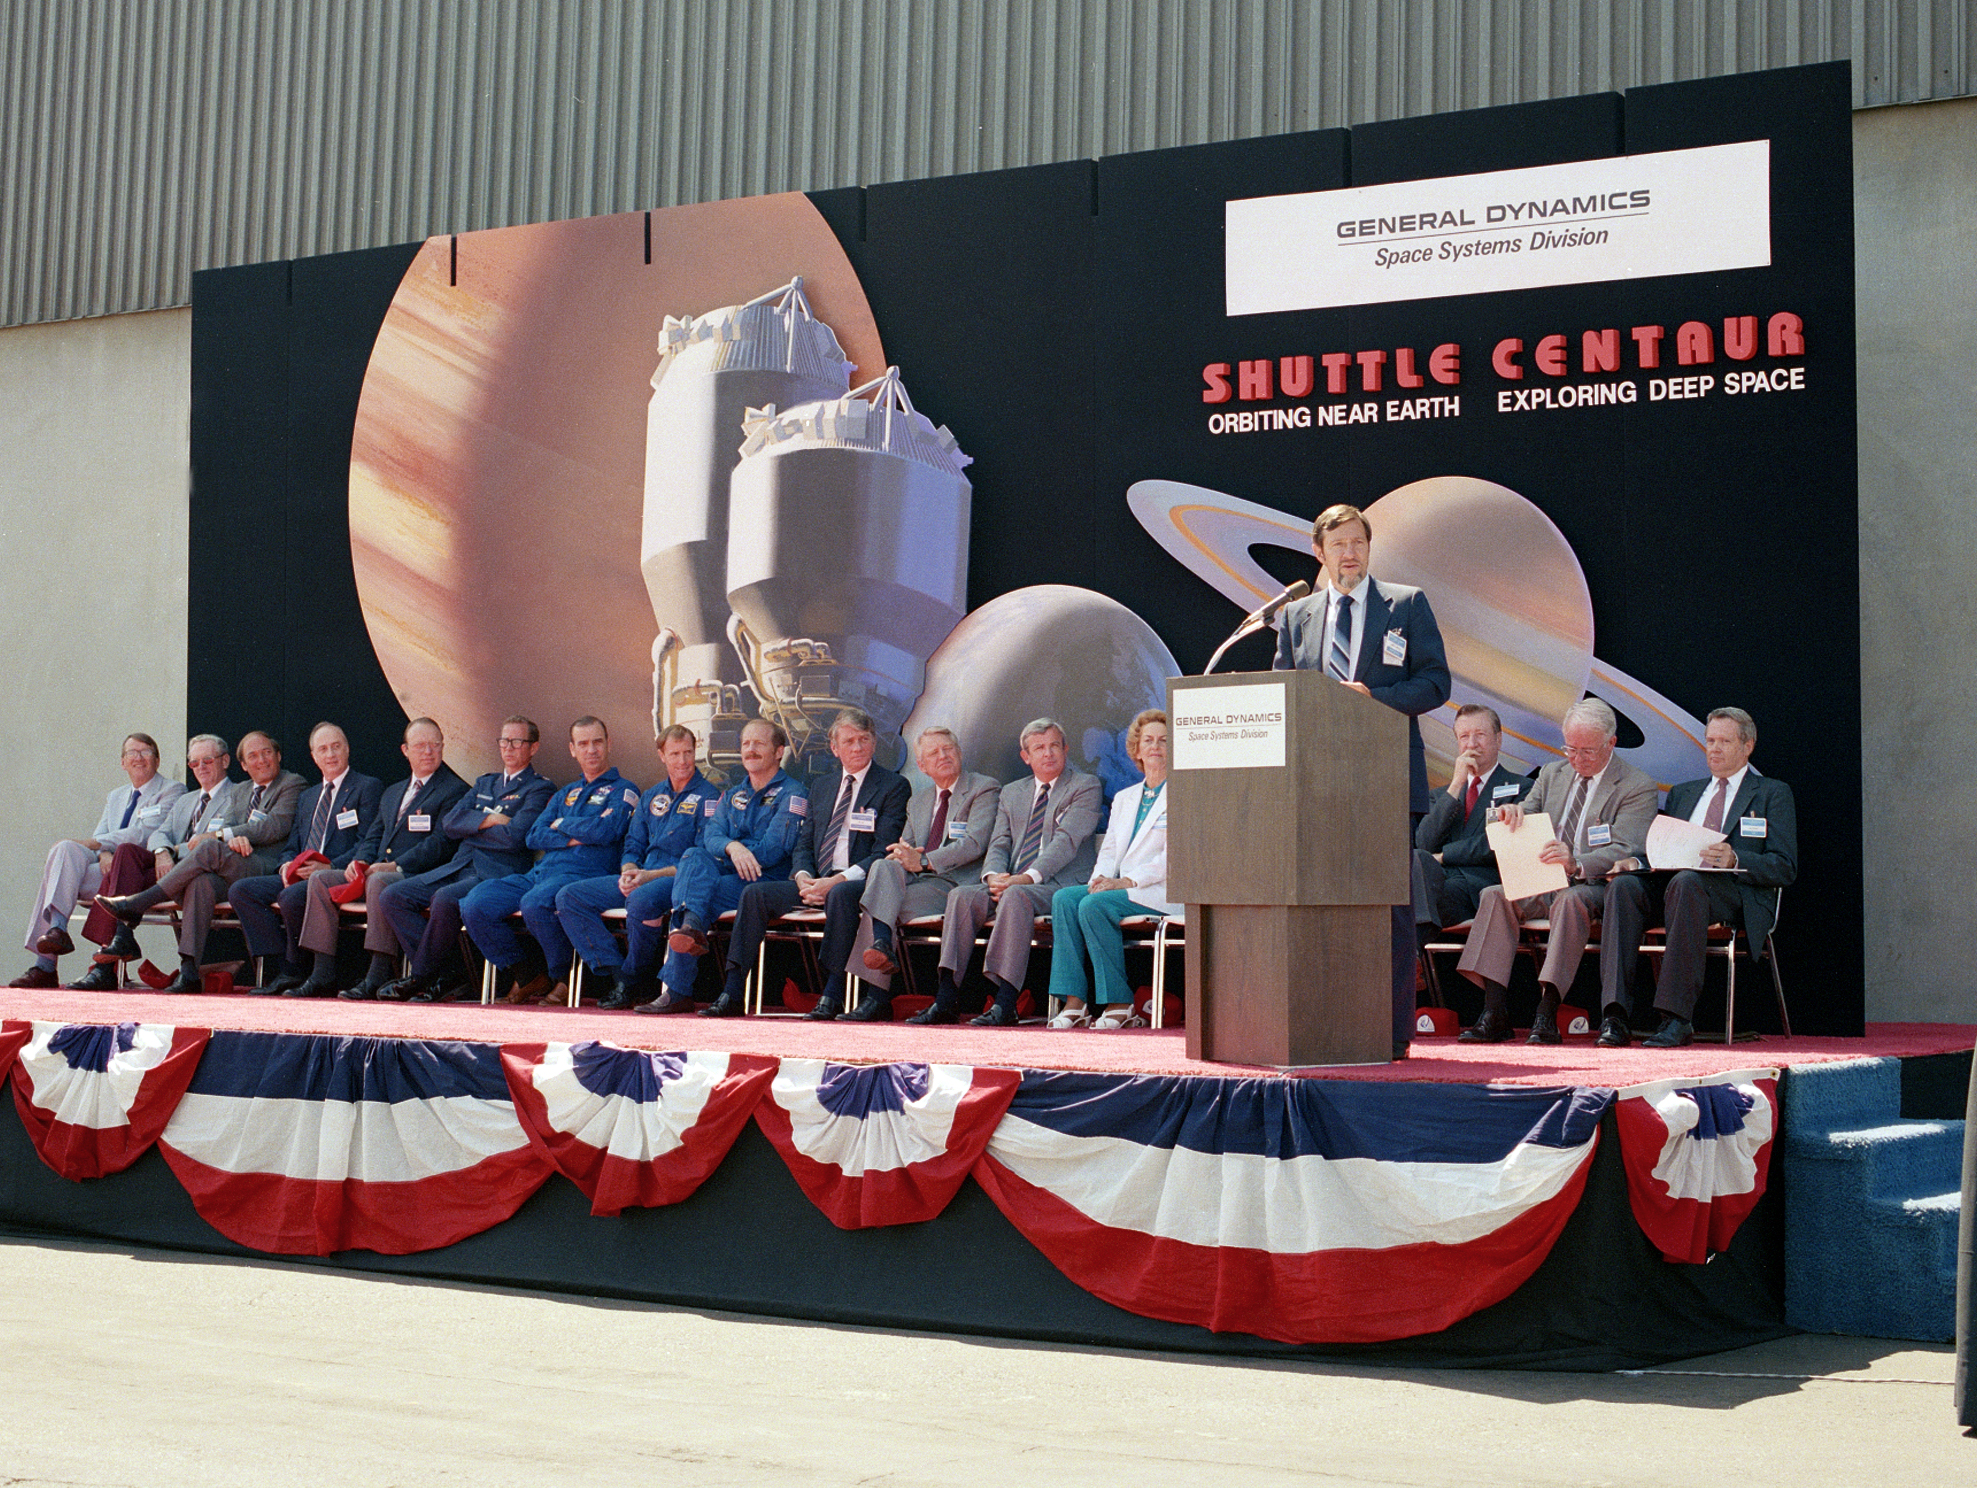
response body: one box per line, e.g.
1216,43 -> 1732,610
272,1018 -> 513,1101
1338,680 -> 1372,698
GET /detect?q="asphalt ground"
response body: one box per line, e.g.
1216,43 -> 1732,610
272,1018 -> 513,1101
0,1234 -> 1965,1486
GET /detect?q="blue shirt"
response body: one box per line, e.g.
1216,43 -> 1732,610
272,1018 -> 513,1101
526,767 -> 640,877
703,769 -> 809,879
622,770 -> 714,872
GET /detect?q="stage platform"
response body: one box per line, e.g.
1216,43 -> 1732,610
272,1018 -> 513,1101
0,983 -> 1966,1371
0,984 -> 1965,1083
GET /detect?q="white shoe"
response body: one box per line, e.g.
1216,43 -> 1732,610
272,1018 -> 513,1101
1093,1005 -> 1147,1030
1046,1008 -> 1092,1029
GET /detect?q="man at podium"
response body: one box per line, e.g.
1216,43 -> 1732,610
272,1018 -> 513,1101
1273,503 -> 1450,1057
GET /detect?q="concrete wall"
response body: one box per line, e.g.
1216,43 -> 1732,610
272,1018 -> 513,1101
1,97 -> 1973,1022
0,308 -> 189,974
1856,96 -> 1977,1024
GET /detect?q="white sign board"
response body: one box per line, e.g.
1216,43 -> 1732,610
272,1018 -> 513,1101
1170,682 -> 1287,770
1225,140 -> 1771,314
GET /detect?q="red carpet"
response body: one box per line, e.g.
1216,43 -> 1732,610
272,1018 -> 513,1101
0,985 -> 1967,1085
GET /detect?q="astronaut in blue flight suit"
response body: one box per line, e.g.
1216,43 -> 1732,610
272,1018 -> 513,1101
460,715 -> 639,1004
640,716 -> 807,1015
553,722 -> 713,1010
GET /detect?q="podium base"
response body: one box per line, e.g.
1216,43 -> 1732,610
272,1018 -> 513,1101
1185,903 -> 1392,1067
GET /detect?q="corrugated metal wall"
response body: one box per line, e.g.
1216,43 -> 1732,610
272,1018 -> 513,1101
2,0 -> 1971,329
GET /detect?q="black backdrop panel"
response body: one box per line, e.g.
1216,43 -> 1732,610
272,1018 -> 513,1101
188,64 -> 1860,1031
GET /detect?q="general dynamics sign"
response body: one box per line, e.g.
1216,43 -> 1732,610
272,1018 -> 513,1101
1225,140 -> 1771,313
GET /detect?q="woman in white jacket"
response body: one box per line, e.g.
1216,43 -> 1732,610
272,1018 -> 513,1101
1046,710 -> 1172,1029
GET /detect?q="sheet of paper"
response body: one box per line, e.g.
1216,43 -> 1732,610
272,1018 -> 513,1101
1486,812 -> 1569,901
1645,813 -> 1727,871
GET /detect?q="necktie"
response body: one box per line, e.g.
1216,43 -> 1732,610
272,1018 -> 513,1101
189,792 -> 212,831
117,789 -> 141,830
397,777 -> 422,822
1702,777 -> 1730,833
1014,783 -> 1051,874
1327,594 -> 1354,681
1557,776 -> 1591,853
1463,775 -> 1481,816
925,787 -> 951,855
816,773 -> 856,868
307,781 -> 336,852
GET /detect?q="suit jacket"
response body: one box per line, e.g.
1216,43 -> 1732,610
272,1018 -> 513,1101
1091,779 -> 1173,916
1273,576 -> 1451,813
1654,772 -> 1797,947
794,762 -> 911,878
146,780 -> 239,853
1415,763 -> 1532,894
206,770 -> 306,855
278,771 -> 386,870
354,764 -> 470,877
1518,755 -> 1659,885
90,775 -> 187,852
436,768 -> 556,881
900,771 -> 1001,878
982,770 -> 1103,888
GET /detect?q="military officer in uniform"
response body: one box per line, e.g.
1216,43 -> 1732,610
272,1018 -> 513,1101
462,715 -> 639,1005
13,733 -> 184,989
231,723 -> 385,994
374,718 -> 554,1003
552,723 -> 713,1010
642,717 -> 808,1016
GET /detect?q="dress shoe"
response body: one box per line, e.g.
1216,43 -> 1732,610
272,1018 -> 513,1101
375,973 -> 430,1003
1458,1009 -> 1514,1043
597,975 -> 638,1011
1596,1014 -> 1631,1048
861,945 -> 898,976
9,965 -> 59,989
1643,1015 -> 1695,1048
422,979 -> 472,1004
66,962 -> 121,992
161,969 -> 202,994
667,918 -> 708,957
533,981 -> 571,1008
339,969 -> 393,1001
103,927 -> 142,961
261,972 -> 308,998
1527,1011 -> 1563,1046
970,1001 -> 1018,1028
634,990 -> 698,1015
841,996 -> 892,1023
285,974 -> 339,999
699,991 -> 745,1018
1392,1040 -> 1411,1061
94,894 -> 143,926
503,971 -> 550,1006
905,1002 -> 958,1026
804,997 -> 843,1022
34,927 -> 75,958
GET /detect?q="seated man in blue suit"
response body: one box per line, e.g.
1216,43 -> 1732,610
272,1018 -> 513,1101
1274,502 -> 1451,1060
1598,706 -> 1798,1048
226,722 -> 385,994
375,717 -> 555,1003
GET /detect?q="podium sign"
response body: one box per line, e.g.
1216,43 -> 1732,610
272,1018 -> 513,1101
1166,670 -> 1408,1066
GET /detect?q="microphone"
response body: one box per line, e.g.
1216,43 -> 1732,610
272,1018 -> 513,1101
1203,581 -> 1312,675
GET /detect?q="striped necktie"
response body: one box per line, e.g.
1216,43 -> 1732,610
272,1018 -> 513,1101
1013,783 -> 1051,874
815,773 -> 856,868
1557,776 -> 1591,852
307,781 -> 336,852
1327,594 -> 1354,681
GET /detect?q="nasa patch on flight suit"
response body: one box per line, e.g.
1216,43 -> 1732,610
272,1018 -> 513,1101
787,794 -> 808,817
651,795 -> 672,816
677,795 -> 701,815
564,788 -> 581,806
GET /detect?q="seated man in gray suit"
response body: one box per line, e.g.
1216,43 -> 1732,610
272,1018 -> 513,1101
1455,698 -> 1657,1045
97,731 -> 305,994
1598,706 -> 1798,1048
849,725 -> 1000,1022
12,733 -> 185,988
921,718 -> 1101,1027
1413,704 -> 1531,943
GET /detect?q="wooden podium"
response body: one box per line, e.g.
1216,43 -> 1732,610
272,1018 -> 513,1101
1165,669 -> 1408,1067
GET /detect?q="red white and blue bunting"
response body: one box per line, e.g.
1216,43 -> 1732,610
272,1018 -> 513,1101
0,1021 -> 1780,1341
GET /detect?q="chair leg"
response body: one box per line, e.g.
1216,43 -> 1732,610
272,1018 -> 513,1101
480,956 -> 496,1006
1723,937 -> 1738,1045
1765,933 -> 1790,1037
754,939 -> 767,1017
568,951 -> 583,1007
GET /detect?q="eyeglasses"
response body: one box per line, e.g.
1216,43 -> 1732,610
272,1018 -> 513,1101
496,736 -> 534,748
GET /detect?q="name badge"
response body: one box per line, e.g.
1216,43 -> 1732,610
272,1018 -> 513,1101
847,809 -> 877,833
335,808 -> 359,830
138,805 -> 163,819
407,813 -> 432,833
1492,782 -> 1519,799
248,809 -> 268,824
1381,629 -> 1407,665
1739,816 -> 1768,838
1586,823 -> 1612,847
947,820 -> 968,839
